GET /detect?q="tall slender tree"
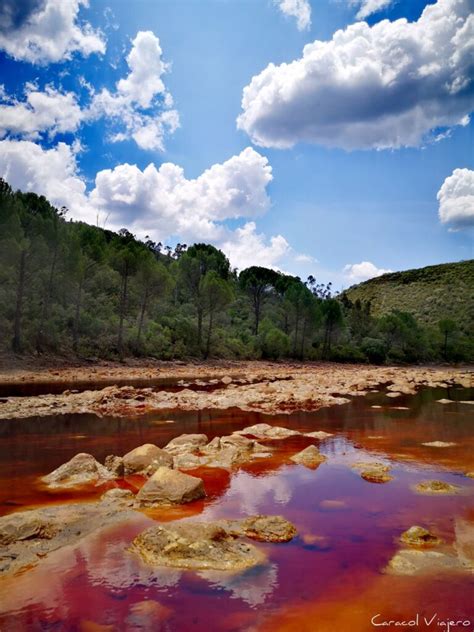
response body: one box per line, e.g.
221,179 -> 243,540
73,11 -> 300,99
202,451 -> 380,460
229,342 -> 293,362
201,271 -> 233,358
135,252 -> 172,348
179,244 -> 230,353
239,266 -> 279,335
110,230 -> 140,359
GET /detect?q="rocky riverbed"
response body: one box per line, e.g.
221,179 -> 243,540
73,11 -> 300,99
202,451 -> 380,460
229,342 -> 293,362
0,363 -> 473,631
0,361 -> 471,419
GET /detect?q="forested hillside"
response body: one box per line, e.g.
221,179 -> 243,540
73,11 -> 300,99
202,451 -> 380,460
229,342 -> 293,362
1,180 -> 472,363
343,261 -> 474,334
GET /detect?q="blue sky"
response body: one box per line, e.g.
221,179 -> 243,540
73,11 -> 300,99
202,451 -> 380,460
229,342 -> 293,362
0,0 -> 472,288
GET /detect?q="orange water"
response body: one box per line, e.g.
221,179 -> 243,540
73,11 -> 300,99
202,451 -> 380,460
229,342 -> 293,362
0,386 -> 473,631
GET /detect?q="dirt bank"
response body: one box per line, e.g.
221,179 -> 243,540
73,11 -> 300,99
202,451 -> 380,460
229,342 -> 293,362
0,362 -> 471,420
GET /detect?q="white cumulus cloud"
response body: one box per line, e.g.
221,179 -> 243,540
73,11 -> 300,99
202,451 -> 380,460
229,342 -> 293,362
437,168 -> 474,229
238,0 -> 474,150
0,0 -> 105,64
0,85 -> 83,139
274,0 -> 311,31
89,30 -> 179,151
0,139 -> 96,222
89,147 -> 273,240
352,0 -> 393,20
343,261 -> 392,283
0,31 -> 179,152
220,222 -> 290,271
0,140 -> 300,270
116,30 -> 167,108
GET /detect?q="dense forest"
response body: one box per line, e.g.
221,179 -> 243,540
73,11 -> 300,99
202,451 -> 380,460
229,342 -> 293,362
0,179 -> 472,364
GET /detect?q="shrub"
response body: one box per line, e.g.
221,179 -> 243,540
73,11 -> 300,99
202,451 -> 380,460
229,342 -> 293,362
361,337 -> 387,364
262,328 -> 290,360
329,344 -> 366,363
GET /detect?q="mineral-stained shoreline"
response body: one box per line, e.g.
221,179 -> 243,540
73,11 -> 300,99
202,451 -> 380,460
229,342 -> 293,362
0,361 -> 471,420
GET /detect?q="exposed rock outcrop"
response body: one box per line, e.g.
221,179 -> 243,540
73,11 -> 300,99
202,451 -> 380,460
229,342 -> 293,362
135,467 -> 205,506
360,469 -> 393,484
101,488 -> 135,505
163,434 -> 209,455
131,521 -> 265,571
131,515 -> 296,571
352,461 -> 393,484
0,503 -> 143,576
0,511 -> 59,546
413,480 -> 460,495
387,518 -> 474,576
235,423 -> 300,440
400,526 -> 443,547
224,515 -> 297,543
170,434 -> 272,470
123,444 -> 173,476
41,453 -> 115,489
290,445 -> 327,469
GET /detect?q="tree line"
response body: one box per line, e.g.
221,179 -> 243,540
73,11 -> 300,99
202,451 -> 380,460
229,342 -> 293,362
0,180 -> 472,363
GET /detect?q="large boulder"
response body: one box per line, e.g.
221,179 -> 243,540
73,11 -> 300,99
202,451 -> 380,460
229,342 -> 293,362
203,445 -> 248,469
123,444 -> 173,476
136,467 -> 205,506
41,453 -> 114,489
290,445 -> 327,469
163,434 -> 208,455
131,521 -> 265,571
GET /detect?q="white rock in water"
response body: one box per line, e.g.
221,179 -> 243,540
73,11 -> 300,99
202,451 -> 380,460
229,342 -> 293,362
305,431 -> 333,439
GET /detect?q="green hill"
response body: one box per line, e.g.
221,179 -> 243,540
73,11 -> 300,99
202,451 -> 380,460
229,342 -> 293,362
343,260 -> 474,335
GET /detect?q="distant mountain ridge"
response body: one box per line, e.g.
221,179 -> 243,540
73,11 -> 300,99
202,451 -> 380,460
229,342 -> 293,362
343,260 -> 474,335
